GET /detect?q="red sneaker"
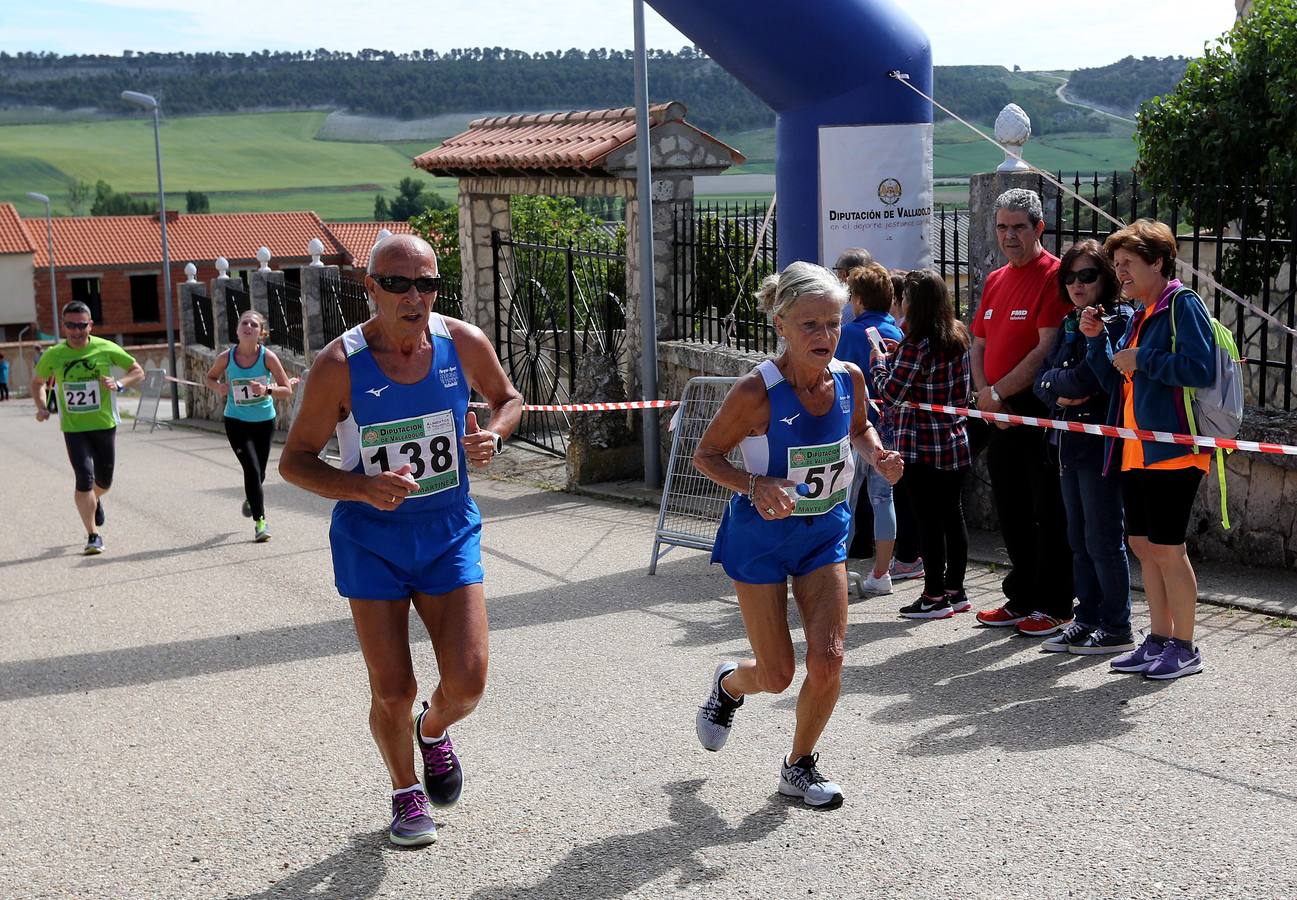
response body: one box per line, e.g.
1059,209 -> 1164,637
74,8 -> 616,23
975,605 -> 1027,627
1016,612 -> 1073,637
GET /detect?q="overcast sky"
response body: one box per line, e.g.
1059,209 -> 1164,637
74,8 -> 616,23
1,0 -> 1237,71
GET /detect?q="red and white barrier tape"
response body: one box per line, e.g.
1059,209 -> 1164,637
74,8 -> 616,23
905,401 -> 1297,456
469,399 -> 679,413
165,375 -> 205,387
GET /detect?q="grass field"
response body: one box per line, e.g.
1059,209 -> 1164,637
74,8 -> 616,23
0,107 -> 1137,222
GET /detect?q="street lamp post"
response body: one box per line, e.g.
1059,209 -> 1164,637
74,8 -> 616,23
24,192 -> 58,341
121,90 -> 180,418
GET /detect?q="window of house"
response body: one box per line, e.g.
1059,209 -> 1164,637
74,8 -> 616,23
70,277 -> 103,324
129,274 -> 160,323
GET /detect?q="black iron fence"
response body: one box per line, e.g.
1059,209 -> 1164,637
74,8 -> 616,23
320,275 -> 371,344
670,200 -> 969,348
224,284 -> 251,345
267,280 -> 305,356
1035,171 -> 1296,411
190,290 -> 215,350
491,229 -> 628,456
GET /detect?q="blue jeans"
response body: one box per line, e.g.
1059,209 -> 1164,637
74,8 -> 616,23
1059,464 -> 1132,636
846,453 -> 896,550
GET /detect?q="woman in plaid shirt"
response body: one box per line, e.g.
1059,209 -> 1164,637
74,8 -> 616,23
870,269 -> 974,620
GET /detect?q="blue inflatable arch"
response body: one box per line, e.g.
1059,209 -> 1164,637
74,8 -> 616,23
647,0 -> 933,267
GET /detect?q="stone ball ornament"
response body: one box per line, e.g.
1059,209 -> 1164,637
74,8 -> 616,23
994,103 -> 1032,172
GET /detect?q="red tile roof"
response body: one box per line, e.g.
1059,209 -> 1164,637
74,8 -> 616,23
325,221 -> 414,269
31,211 -> 344,269
413,100 -> 744,176
0,203 -> 35,255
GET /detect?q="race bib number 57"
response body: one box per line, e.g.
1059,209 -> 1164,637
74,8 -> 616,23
785,437 -> 854,516
360,411 -> 460,497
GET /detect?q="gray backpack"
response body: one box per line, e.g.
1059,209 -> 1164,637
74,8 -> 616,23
1169,288 -> 1244,527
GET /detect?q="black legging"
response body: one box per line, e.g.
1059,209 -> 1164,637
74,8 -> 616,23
224,417 -> 274,519
903,462 -> 969,598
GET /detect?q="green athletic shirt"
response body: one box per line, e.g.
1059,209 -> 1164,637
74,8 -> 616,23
34,336 -> 137,433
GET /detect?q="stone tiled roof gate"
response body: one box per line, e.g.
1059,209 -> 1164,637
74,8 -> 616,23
410,100 -> 744,401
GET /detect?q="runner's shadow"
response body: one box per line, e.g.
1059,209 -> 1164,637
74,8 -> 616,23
469,779 -> 789,900
73,533 -> 240,567
840,629 -> 1168,755
232,828 -> 388,899
0,545 -> 79,569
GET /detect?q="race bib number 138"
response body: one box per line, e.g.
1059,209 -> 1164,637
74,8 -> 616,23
785,437 -> 854,516
360,411 -> 460,497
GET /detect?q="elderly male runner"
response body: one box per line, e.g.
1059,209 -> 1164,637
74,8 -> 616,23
281,235 -> 522,847
32,300 -> 146,554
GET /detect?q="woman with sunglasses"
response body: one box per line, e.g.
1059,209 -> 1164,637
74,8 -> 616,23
1033,241 -> 1136,654
206,309 -> 297,542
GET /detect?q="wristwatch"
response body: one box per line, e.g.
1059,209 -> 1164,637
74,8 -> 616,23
990,384 -> 1003,404
487,431 -> 504,454
115,380 -> 125,394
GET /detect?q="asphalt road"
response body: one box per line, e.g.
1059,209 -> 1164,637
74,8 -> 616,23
1,402 -> 1295,899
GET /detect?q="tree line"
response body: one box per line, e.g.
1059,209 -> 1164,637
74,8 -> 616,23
0,48 -> 1165,135
1067,56 -> 1189,118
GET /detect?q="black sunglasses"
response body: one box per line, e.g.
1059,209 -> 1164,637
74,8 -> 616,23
372,275 -> 442,295
1062,267 -> 1101,286
63,321 -> 91,330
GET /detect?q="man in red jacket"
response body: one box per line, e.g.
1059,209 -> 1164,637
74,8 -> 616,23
970,188 -> 1075,636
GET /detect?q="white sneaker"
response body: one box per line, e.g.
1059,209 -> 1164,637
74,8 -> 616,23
695,662 -> 743,751
779,753 -> 843,809
858,571 -> 892,595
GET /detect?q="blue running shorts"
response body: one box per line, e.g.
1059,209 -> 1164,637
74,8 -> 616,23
710,498 -> 849,585
330,498 -> 484,600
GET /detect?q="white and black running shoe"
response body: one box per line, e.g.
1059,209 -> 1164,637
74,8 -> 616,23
899,594 -> 955,620
696,661 -> 743,751
779,753 -> 844,809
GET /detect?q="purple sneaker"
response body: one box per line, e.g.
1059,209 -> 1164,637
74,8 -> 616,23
415,702 -> 463,807
389,788 -> 437,847
1144,638 -> 1203,680
1110,634 -> 1167,673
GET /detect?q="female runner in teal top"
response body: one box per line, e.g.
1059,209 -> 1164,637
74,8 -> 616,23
205,309 -> 297,541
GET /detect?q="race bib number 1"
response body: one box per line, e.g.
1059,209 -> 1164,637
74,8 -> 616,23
360,411 -> 460,497
785,437 -> 854,516
63,380 -> 102,413
231,377 -> 267,406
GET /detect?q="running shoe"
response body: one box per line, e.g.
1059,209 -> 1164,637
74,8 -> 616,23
1041,621 -> 1093,652
696,661 -> 743,752
241,500 -> 252,518
94,499 -> 105,527
858,571 -> 892,595
1144,638 -> 1203,680
945,591 -> 972,613
84,533 -> 104,555
899,594 -> 955,620
388,788 -> 438,847
414,702 -> 463,807
1110,634 -> 1167,673
1017,612 -> 1073,638
254,517 -> 271,543
975,605 -> 1028,627
779,753 -> 844,809
1068,629 -> 1136,656
889,557 -> 925,582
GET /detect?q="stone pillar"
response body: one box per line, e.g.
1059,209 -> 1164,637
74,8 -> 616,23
210,275 -> 232,348
967,171 -> 1061,316
623,173 -> 691,400
177,281 -> 200,348
459,181 -> 512,343
248,267 -> 281,320
300,264 -> 340,359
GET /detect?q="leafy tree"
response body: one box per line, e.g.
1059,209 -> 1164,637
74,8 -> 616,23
65,178 -> 92,215
89,180 -> 156,216
185,190 -> 210,213
374,177 -> 448,221
1137,0 -> 1297,291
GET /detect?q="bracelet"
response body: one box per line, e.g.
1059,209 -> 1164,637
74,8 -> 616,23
746,471 -> 757,501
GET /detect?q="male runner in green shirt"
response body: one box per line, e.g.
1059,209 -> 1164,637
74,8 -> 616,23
32,301 -> 146,554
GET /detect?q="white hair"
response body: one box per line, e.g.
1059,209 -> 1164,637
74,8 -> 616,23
755,261 -> 848,318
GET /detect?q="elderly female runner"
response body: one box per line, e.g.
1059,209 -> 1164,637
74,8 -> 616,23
692,261 -> 903,809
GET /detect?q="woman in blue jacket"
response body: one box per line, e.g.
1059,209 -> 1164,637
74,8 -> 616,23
1034,240 -> 1134,654
1080,220 -> 1215,681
